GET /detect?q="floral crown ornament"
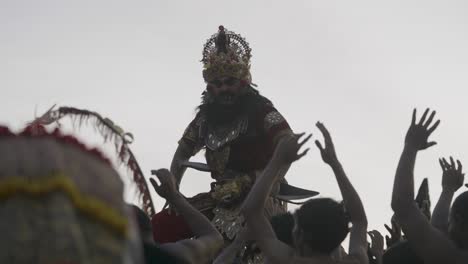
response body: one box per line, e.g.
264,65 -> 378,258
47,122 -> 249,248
202,25 -> 252,83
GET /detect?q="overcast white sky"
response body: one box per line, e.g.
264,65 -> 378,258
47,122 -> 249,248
2,0 -> 468,239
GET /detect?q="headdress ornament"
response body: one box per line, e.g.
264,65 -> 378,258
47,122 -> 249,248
202,26 -> 252,83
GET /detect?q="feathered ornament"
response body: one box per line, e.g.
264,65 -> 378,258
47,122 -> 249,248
29,105 -> 155,217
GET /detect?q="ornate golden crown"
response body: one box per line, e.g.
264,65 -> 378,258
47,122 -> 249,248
202,26 -> 252,83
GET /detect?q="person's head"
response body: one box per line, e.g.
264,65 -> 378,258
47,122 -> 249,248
382,240 -> 424,264
130,204 -> 154,244
292,198 -> 350,255
206,76 -> 248,103
200,26 -> 255,124
270,212 -> 295,246
198,82 -> 264,125
448,191 -> 468,248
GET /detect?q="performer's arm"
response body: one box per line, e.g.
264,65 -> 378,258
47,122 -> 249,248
263,108 -> 294,189
151,169 -> 223,264
171,115 -> 202,188
170,141 -> 194,188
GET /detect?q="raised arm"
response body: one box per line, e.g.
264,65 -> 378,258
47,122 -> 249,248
314,122 -> 368,263
391,109 -> 439,215
242,133 -> 310,216
240,133 -> 311,263
390,108 -> 467,264
431,157 -> 464,233
150,169 -> 223,264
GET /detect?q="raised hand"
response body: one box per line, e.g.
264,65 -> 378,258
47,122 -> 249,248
384,217 -> 402,248
315,122 -> 338,166
150,168 -> 179,201
439,157 -> 465,193
274,133 -> 311,164
368,230 -> 384,260
404,108 -> 440,151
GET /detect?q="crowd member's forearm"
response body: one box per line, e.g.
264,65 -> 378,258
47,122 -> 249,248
391,146 -> 418,215
242,155 -> 283,216
169,193 -> 220,237
330,160 -> 367,225
431,189 -> 454,233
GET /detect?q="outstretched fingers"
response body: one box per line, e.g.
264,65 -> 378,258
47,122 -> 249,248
412,108 -> 417,126
426,141 -> 437,148
450,156 -> 456,169
423,110 -> 436,128
150,177 -> 162,195
439,158 -> 447,171
294,133 -> 311,160
414,108 -> 439,134
421,109 -> 440,135
316,121 -> 332,142
298,133 -> 312,147
442,158 -> 450,169
315,140 -> 324,152
428,119 -> 440,134
384,224 -> 391,233
297,148 -> 310,160
418,108 -> 430,126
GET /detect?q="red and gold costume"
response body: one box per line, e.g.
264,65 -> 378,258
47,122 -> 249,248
152,26 -> 293,245
153,94 -> 292,243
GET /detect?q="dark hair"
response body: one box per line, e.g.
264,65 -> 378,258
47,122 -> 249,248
197,86 -> 271,125
270,212 -> 295,246
451,191 -> 468,222
383,240 -> 424,264
295,198 -> 350,254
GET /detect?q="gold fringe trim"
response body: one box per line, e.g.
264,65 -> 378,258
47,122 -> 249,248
0,173 -> 128,237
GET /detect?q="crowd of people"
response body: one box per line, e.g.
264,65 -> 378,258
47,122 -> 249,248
142,109 -> 467,264
2,108 -> 467,264
2,26 -> 468,264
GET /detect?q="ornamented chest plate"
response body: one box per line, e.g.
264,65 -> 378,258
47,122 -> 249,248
212,206 -> 244,240
205,116 -> 248,151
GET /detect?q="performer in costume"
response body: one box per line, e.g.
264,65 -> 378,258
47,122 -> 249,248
152,26 -> 315,248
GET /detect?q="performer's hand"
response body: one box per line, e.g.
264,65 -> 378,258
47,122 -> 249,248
275,132 -> 311,164
404,108 -> 440,151
439,157 -> 465,193
315,122 -> 339,166
150,168 -> 179,201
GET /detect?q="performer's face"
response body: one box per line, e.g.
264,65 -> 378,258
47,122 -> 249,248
207,77 -> 244,105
